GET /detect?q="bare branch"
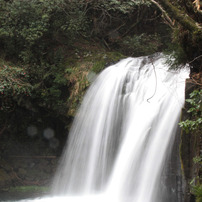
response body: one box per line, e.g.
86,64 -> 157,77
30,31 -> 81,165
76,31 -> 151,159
154,0 -> 201,31
150,0 -> 174,28
188,54 -> 202,64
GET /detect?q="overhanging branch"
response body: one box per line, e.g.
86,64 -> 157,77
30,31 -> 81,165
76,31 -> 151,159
150,0 -> 201,32
150,0 -> 174,28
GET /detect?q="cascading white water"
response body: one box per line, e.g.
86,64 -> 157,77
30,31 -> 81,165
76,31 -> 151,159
20,54 -> 189,202
49,54 -> 189,202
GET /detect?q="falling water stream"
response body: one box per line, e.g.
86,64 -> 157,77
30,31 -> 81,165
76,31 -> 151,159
18,54 -> 189,202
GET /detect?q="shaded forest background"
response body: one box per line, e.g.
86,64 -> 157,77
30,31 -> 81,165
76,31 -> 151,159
0,0 -> 201,140
0,0 -> 201,200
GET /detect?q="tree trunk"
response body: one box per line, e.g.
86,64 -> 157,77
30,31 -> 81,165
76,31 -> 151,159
151,0 -> 202,73
156,0 -> 201,31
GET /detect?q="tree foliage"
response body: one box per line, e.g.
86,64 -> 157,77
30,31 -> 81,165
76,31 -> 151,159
151,0 -> 202,73
0,63 -> 32,112
179,89 -> 202,133
0,0 -> 166,62
0,0 -> 200,137
179,88 -> 202,201
0,0 -> 162,136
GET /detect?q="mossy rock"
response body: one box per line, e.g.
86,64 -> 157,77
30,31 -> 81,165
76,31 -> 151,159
0,169 -> 12,188
23,168 -> 50,180
10,185 -> 49,193
0,159 -> 12,172
64,48 -> 125,117
17,168 -> 27,179
91,52 -> 125,73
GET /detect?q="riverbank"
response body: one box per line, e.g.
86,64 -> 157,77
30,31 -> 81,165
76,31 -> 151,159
0,186 -> 50,201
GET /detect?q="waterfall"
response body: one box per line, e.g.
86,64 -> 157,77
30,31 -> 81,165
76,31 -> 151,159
28,54 -> 189,202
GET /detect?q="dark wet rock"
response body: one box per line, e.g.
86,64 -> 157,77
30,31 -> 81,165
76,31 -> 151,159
18,168 -> 27,179
0,169 -> 13,189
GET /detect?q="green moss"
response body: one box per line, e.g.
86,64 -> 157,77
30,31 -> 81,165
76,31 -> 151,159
10,186 -> 49,193
92,51 -> 125,73
63,48 -> 125,117
92,60 -> 106,73
106,51 -> 125,61
0,169 -> 11,182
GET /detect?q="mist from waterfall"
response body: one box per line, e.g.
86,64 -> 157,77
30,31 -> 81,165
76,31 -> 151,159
24,54 -> 189,202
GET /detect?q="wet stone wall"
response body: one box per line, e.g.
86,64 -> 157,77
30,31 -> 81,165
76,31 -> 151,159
158,126 -> 184,202
180,80 -> 201,202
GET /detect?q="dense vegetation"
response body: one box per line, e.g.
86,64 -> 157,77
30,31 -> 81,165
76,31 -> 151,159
179,88 -> 202,202
0,0 -> 201,199
0,0 -> 170,138
152,0 -> 202,72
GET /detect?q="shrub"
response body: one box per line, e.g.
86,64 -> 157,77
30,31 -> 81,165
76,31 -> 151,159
179,89 -> 202,133
0,63 -> 32,111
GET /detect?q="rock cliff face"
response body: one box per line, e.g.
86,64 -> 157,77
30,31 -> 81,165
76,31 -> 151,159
0,135 -> 59,193
180,79 -> 201,202
0,136 -> 59,200
159,126 -> 183,202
